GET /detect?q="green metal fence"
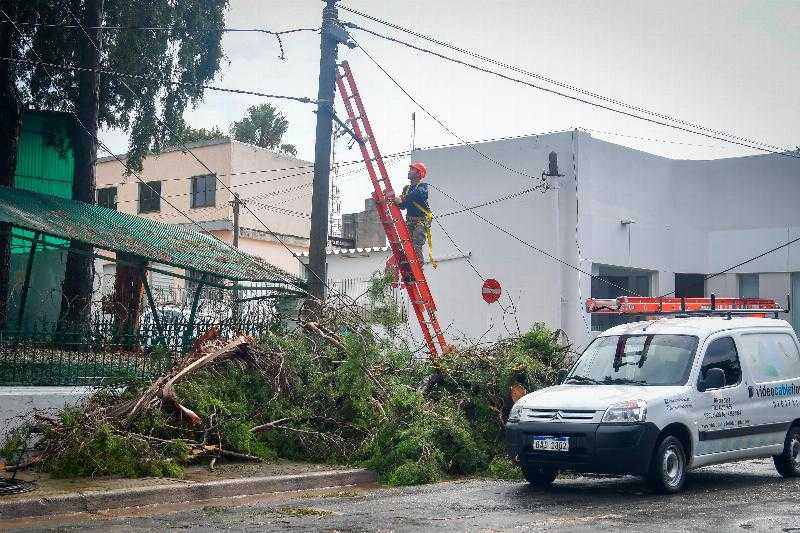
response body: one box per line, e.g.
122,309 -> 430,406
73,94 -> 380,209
0,314 -> 280,386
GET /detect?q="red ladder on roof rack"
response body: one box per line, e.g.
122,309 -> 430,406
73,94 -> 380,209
335,60 -> 447,357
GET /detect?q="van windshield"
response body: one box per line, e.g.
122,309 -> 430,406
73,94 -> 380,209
567,334 -> 699,386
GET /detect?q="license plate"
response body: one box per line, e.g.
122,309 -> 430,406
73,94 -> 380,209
532,436 -> 569,452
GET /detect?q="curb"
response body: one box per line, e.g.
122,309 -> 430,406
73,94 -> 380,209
0,468 -> 376,519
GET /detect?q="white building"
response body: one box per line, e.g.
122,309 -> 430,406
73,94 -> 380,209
305,130 -> 800,350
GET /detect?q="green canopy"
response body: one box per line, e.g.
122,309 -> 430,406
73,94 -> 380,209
0,185 -> 303,286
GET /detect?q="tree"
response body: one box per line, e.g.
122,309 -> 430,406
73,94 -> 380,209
0,0 -> 23,329
229,103 -> 297,156
0,0 -> 229,328
168,116 -> 227,145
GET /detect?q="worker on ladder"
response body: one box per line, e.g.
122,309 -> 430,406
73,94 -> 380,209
394,161 -> 433,271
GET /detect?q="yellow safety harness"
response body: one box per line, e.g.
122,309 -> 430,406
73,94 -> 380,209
412,201 -> 438,269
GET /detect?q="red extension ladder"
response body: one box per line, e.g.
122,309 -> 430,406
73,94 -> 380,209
335,60 -> 447,357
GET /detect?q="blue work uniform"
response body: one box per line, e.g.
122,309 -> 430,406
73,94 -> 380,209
397,182 -> 429,265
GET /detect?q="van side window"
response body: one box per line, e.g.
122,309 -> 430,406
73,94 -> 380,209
699,337 -> 741,388
739,333 -> 800,383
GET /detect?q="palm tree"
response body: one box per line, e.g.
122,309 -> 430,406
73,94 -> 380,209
229,104 -> 297,156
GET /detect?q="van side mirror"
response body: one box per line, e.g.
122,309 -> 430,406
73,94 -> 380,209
700,367 -> 726,391
556,368 -> 569,384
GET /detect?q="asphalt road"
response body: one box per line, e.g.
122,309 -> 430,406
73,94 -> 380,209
8,458 -> 800,532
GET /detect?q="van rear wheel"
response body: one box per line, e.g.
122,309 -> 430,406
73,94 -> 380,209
774,426 -> 800,478
647,435 -> 687,493
521,465 -> 558,488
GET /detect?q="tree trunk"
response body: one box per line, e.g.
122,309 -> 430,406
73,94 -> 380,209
59,0 -> 105,330
0,0 -> 22,330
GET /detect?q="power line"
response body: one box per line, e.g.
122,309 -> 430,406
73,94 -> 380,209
657,235 -> 800,299
348,35 -> 552,185
3,20 -> 319,60
344,21 -> 800,161
60,4 -> 325,293
0,57 -> 318,104
430,183 -> 639,297
340,5 -> 791,155
0,9 -> 297,285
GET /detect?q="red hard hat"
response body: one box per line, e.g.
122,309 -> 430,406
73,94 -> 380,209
409,161 -> 427,178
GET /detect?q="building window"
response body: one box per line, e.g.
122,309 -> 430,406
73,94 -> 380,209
675,273 -> 706,298
590,265 -> 654,331
191,174 -> 216,208
138,181 -> 161,213
97,187 -> 117,209
738,273 -> 759,298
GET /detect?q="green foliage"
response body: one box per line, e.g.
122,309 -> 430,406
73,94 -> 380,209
486,456 -> 523,480
366,272 -> 407,332
40,409 -> 185,478
230,103 -> 297,155
11,0 -> 229,171
168,117 -> 228,145
5,313 -> 568,485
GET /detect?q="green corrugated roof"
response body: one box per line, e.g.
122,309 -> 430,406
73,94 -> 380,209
0,186 -> 303,286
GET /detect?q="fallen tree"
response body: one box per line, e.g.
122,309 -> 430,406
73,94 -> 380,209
2,280 -> 571,485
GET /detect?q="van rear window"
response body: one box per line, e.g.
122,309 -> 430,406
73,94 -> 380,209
567,334 -> 699,386
738,333 -> 800,383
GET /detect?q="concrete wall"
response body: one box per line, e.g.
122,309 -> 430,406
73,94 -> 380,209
0,387 -> 93,439
308,132 -> 800,350
229,141 -> 312,240
96,140 -> 232,225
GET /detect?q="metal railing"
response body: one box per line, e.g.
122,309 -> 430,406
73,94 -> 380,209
0,313 -> 281,386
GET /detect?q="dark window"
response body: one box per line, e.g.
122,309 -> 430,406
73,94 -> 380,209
738,273 -> 759,298
675,273 -> 706,298
699,336 -> 741,388
191,175 -> 216,208
138,181 -> 161,213
97,187 -> 117,209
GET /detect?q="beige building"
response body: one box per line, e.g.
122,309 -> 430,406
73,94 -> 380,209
95,139 -> 311,302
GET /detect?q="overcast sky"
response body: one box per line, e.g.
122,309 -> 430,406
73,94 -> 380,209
99,0 -> 800,214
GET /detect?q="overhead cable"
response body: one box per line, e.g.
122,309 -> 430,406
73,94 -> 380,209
0,57 -> 318,104
344,21 -> 799,160
339,5 -> 790,154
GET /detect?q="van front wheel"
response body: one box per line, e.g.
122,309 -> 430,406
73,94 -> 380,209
647,435 -> 687,493
774,426 -> 800,478
521,465 -> 558,488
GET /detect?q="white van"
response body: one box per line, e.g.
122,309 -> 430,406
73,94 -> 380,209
506,316 -> 800,493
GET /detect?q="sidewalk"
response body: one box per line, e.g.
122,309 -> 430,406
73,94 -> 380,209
0,460 -> 376,519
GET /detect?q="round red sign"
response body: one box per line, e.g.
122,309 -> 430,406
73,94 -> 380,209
482,278 -> 502,304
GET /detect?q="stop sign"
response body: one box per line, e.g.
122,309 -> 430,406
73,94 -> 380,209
482,278 -> 502,304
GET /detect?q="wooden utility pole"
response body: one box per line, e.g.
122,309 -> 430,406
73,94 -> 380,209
307,0 -> 342,300
231,193 -> 241,319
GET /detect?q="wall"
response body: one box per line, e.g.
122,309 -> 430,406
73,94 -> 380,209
417,133 -> 573,344
314,132 -> 800,350
0,387 -> 93,440
230,141 -> 312,240
96,140 -> 232,226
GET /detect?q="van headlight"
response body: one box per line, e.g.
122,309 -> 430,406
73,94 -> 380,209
602,400 -> 647,423
507,403 -> 522,423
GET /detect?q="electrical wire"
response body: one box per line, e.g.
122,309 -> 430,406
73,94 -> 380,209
3,20 -> 319,61
348,35 -> 551,184
430,183 -> 640,297
59,5 -> 339,300
344,21 -> 800,161
0,57 -> 318,104
340,5 -> 791,154
657,235 -> 800,299
0,10 -> 297,285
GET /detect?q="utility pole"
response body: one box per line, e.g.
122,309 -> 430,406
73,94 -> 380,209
231,193 -> 241,319
307,0 -> 342,301
231,193 -> 241,248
